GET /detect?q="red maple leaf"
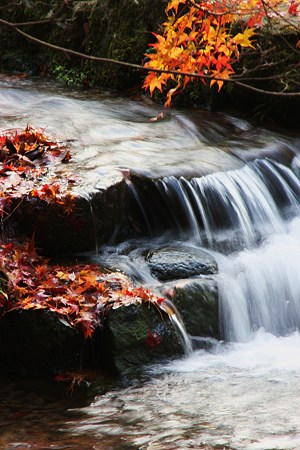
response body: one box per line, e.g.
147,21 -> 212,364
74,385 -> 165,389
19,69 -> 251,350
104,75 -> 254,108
288,0 -> 299,15
145,330 -> 161,349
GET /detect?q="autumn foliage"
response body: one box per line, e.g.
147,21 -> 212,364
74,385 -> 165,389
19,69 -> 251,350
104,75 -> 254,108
143,0 -> 295,105
0,125 -> 75,221
0,125 -> 167,340
0,240 -> 166,339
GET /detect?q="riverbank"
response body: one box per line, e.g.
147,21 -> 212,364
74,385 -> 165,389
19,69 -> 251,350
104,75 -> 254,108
0,0 -> 299,128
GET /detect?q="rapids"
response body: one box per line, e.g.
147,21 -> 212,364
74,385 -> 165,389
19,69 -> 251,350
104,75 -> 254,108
1,78 -> 300,449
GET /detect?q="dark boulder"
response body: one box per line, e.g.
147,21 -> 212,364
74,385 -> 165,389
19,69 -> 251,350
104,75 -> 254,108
162,277 -> 219,340
147,245 -> 218,281
104,302 -> 183,375
0,310 -> 86,377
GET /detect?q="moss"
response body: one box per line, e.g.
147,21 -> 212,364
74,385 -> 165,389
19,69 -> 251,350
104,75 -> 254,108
105,302 -> 182,375
172,279 -> 219,339
85,0 -> 166,90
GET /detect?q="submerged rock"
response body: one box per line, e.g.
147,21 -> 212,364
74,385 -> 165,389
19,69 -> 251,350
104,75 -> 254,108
147,245 -> 218,281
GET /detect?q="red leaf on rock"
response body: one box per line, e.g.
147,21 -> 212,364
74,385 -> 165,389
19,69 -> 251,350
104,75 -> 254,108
145,330 -> 161,349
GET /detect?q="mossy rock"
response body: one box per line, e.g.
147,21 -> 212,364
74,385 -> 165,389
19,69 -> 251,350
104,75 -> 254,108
104,302 -> 183,375
0,0 -> 166,90
164,278 -> 219,340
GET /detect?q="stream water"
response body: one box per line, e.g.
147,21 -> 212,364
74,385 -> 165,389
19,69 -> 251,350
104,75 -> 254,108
1,78 -> 300,449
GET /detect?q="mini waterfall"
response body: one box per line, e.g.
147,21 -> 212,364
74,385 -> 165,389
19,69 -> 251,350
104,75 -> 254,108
159,299 -> 194,355
217,217 -> 300,342
129,157 -> 300,342
129,159 -> 300,250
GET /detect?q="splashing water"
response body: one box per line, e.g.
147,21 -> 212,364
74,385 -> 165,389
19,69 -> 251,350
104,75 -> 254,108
68,330 -> 300,449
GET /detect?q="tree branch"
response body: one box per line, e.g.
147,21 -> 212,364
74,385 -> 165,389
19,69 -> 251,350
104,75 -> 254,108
0,17 -> 299,97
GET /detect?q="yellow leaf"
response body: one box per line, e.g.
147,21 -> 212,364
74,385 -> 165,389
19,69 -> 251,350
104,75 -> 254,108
143,73 -> 164,95
169,46 -> 183,59
233,28 -> 255,48
56,271 -> 70,281
210,78 -> 224,92
167,0 -> 186,13
210,67 -> 233,91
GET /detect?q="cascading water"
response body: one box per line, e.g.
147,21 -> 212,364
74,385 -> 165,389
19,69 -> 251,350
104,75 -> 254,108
129,157 -> 300,344
2,79 -> 300,450
128,158 -> 300,250
217,217 -> 300,342
68,158 -> 300,449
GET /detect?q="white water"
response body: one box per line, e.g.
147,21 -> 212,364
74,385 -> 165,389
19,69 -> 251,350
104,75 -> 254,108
217,216 -> 300,342
69,331 -> 300,449
70,198 -> 300,450
132,159 -> 300,250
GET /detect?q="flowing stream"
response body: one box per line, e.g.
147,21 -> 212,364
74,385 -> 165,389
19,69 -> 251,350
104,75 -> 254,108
1,78 -> 300,449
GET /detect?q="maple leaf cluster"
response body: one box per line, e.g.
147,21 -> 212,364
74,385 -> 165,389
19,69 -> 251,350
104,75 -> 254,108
143,0 -> 284,105
0,124 -> 71,166
0,125 -> 76,219
0,240 -> 166,339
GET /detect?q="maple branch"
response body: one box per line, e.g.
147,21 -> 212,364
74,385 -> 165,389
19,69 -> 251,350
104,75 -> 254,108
276,33 -> 300,56
0,17 -> 299,97
0,1 -> 22,9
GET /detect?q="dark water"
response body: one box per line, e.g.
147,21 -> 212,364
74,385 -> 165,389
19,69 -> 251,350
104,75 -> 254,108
0,377 -> 95,449
1,79 -> 300,450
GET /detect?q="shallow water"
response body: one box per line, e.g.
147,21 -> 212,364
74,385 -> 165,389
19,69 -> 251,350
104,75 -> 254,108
69,218 -> 300,450
1,332 -> 300,449
65,331 -> 300,450
1,79 -> 300,450
0,78 -> 295,182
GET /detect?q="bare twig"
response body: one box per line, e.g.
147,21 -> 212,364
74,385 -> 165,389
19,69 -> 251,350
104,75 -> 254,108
0,17 -> 299,97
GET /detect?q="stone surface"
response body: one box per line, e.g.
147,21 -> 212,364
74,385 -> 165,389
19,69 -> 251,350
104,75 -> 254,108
147,245 -> 218,281
104,302 -> 183,375
162,277 -> 219,339
6,172 -> 126,256
0,310 -> 86,376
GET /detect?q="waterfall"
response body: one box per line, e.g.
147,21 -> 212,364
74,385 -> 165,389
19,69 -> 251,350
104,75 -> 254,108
159,299 -> 194,355
130,157 -> 300,342
217,217 -> 300,342
129,159 -> 300,251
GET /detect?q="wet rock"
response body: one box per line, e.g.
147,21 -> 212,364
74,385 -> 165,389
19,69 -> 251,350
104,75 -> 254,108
104,303 -> 183,375
8,172 -> 126,256
147,246 -> 218,281
162,277 -> 219,340
0,310 -> 88,376
0,303 -> 182,380
103,277 -> 219,375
